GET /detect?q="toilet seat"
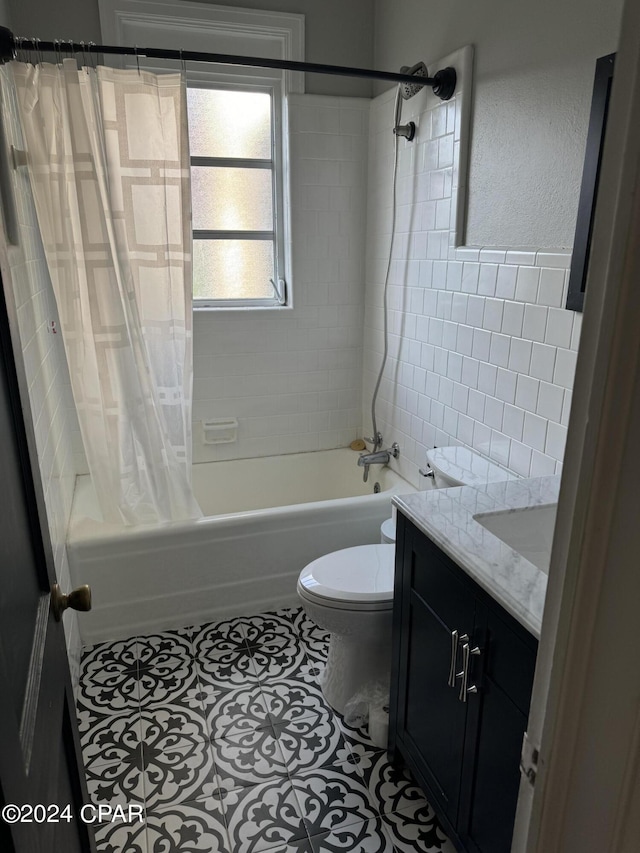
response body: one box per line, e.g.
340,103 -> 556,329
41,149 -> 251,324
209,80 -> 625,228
297,544 -> 395,610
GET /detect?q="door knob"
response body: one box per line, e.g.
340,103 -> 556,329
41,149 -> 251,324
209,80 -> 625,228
51,583 -> 92,622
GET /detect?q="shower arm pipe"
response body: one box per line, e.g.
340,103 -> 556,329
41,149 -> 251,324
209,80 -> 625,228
0,27 -> 456,99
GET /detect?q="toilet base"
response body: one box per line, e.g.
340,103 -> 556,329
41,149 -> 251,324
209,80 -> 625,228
320,631 -> 391,715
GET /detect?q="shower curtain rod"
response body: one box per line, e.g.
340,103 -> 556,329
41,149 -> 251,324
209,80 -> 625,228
0,26 -> 456,101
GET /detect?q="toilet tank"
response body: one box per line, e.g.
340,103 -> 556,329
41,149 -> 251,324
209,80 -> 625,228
425,447 -> 517,489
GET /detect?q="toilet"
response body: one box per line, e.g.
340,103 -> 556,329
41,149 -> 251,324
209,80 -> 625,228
296,447 -> 516,713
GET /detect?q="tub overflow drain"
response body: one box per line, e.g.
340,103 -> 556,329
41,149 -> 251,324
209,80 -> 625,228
373,482 -> 381,494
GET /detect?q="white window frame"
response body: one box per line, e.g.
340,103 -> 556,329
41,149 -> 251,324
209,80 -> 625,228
98,0 -> 303,310
187,76 -> 287,309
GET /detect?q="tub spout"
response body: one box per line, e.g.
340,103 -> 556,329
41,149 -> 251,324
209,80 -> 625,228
357,443 -> 400,482
358,450 -> 391,466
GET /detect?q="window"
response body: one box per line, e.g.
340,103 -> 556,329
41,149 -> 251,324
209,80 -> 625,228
99,0 -> 303,311
188,86 -> 287,308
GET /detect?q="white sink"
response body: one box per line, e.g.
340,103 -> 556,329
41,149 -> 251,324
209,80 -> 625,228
473,504 -> 557,573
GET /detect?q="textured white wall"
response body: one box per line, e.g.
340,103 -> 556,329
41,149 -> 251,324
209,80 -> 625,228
0,0 -> 12,26
362,55 -> 582,487
373,0 -> 623,248
8,0 -> 374,97
0,67 -> 82,686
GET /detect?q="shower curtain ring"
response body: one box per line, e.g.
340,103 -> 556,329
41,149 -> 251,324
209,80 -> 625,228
88,41 -> 97,69
32,37 -> 43,65
180,47 -> 186,76
134,45 -> 140,75
81,41 -> 87,69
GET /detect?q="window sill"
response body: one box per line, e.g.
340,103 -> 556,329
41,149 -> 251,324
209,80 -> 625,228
193,303 -> 293,314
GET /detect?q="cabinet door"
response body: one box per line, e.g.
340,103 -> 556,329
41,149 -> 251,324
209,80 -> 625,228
459,610 -> 537,853
404,590 -> 469,823
461,680 -> 527,853
397,526 -> 477,825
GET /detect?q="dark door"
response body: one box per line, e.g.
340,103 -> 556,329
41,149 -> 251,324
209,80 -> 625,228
0,272 -> 94,853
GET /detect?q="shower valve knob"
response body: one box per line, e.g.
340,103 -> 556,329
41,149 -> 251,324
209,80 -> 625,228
393,122 -> 416,141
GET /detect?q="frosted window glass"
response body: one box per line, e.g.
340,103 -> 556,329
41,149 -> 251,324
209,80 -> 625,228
192,167 -> 273,231
193,240 -> 274,300
187,89 -> 271,159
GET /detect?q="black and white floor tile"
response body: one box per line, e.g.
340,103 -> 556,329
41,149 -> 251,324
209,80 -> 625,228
78,607 -> 456,853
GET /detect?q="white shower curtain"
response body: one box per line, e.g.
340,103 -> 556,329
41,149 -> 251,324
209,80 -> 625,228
13,59 -> 202,525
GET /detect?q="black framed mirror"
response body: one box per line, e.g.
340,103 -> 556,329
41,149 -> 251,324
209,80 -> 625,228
566,53 -> 615,312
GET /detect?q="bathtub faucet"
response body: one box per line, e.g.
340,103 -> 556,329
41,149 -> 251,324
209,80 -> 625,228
358,442 -> 400,483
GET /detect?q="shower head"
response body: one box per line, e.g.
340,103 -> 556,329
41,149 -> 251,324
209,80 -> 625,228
398,62 -> 428,99
393,62 -> 427,142
398,62 -> 457,102
393,60 -> 456,142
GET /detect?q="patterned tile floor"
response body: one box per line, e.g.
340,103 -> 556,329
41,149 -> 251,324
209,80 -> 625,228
77,607 -> 456,853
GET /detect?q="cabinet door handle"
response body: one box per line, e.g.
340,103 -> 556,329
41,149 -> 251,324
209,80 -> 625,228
459,643 -> 481,702
448,630 -> 459,687
448,631 -> 469,687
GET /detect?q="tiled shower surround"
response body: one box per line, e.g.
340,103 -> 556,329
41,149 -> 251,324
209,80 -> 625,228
190,94 -> 369,464
78,608 -> 455,853
362,56 -> 581,484
63,78 -> 581,482
68,93 -> 370,472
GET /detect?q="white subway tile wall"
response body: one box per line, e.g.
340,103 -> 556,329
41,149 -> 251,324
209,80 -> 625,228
362,77 -> 581,485
66,95 -> 369,469
185,94 -> 369,464
0,68 -> 81,688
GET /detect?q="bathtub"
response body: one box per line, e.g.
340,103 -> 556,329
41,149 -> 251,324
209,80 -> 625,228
67,448 -> 416,644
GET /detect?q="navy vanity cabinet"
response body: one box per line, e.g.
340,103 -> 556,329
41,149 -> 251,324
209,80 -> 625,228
389,512 -> 538,853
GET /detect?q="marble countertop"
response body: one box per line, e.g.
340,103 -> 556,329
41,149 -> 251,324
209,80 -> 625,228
392,475 -> 561,638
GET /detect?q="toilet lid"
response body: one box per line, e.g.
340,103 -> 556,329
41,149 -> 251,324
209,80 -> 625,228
298,545 -> 395,604
426,446 -> 517,487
